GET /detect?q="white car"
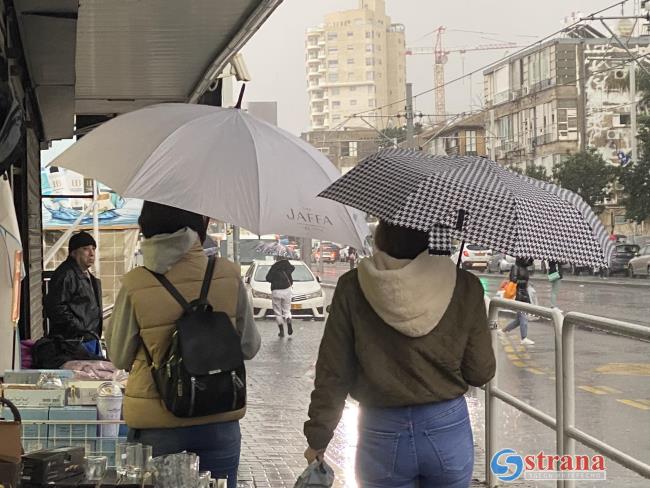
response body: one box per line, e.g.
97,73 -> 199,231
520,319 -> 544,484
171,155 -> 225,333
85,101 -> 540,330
451,245 -> 492,271
244,260 -> 326,321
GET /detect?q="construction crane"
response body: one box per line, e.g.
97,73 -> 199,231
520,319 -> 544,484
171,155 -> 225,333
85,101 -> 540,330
407,26 -> 525,122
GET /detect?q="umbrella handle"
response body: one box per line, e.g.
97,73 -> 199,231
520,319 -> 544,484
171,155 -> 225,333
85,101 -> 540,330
456,241 -> 465,269
235,84 -> 246,109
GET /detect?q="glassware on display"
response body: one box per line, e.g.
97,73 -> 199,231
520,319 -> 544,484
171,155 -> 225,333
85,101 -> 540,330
84,455 -> 108,480
150,452 -> 200,488
36,373 -> 64,389
198,471 -> 211,488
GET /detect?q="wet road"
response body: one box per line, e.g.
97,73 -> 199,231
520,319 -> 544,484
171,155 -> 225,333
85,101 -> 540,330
314,262 -> 650,326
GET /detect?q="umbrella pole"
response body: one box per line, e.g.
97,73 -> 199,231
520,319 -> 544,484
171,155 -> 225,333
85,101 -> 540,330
456,241 -> 465,268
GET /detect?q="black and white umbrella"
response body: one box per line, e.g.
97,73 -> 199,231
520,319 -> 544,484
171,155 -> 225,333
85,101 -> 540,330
255,242 -> 298,259
319,149 -> 615,268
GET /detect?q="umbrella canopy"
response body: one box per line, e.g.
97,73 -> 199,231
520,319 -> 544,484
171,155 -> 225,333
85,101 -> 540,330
320,148 -> 615,268
255,242 -> 298,259
50,104 -> 369,249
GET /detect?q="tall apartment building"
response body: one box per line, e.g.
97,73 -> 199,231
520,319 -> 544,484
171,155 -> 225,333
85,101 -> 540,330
305,0 -> 406,130
482,33 -> 650,234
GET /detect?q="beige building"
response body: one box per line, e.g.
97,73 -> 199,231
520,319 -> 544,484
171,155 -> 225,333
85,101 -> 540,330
301,127 -> 381,173
306,0 -> 406,130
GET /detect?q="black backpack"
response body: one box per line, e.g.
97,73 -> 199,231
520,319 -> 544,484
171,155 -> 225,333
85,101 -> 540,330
141,256 -> 246,418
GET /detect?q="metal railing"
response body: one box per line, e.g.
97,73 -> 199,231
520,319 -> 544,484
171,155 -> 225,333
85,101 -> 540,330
485,298 -> 650,487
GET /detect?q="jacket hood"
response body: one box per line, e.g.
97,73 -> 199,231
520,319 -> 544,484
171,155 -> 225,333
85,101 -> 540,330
357,250 -> 457,337
141,228 -> 200,274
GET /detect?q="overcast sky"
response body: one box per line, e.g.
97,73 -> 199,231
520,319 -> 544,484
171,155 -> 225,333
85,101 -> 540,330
241,0 -> 629,135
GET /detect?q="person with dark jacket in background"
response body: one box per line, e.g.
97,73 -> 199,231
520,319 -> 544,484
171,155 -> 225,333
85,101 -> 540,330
106,202 -> 260,487
303,222 -> 496,487
266,258 -> 295,337
500,257 -> 535,345
45,231 -> 103,354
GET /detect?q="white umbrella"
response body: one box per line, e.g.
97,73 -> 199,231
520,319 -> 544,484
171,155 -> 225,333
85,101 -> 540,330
0,177 -> 24,370
50,104 -> 369,249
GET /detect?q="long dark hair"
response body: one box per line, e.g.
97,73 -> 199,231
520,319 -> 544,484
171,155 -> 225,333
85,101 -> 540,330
374,221 -> 429,260
138,201 -> 208,243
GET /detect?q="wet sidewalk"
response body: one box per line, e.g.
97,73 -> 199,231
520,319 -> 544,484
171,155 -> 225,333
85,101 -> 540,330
237,319 -> 535,487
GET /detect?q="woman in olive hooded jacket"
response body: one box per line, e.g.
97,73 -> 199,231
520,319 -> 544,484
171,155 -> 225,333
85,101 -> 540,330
303,222 -> 496,487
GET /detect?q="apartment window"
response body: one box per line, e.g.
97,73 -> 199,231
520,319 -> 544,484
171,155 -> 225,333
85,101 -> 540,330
347,45 -> 355,51
328,73 -> 338,82
331,87 -> 340,95
327,32 -> 337,41
341,141 -> 358,157
328,60 -> 338,68
328,47 -> 338,54
347,58 -> 355,64
366,71 -> 375,81
349,86 -> 356,92
365,44 -> 373,52
557,108 -> 577,140
347,31 -> 354,37
366,57 -> 374,66
368,99 -> 375,107
365,31 -> 372,39
332,101 -> 341,108
465,130 -> 478,154
350,99 -> 357,106
318,147 -> 330,155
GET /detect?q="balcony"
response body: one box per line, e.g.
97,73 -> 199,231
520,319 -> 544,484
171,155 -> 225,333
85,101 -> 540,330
307,56 -> 320,64
532,132 -> 556,147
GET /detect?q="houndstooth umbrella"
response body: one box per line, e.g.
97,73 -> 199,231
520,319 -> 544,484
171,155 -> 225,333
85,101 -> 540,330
319,148 -> 615,268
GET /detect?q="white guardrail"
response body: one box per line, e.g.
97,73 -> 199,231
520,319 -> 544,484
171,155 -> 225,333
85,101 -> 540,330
485,297 -> 650,488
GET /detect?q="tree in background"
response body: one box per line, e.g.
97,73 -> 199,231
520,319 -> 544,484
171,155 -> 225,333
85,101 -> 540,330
619,113 -> 650,223
552,148 -> 617,214
506,162 -> 551,182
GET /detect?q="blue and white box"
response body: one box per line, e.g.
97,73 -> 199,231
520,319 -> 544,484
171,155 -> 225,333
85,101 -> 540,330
48,406 -> 97,452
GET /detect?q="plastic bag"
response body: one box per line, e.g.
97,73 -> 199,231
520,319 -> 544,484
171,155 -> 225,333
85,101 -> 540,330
293,460 -> 334,488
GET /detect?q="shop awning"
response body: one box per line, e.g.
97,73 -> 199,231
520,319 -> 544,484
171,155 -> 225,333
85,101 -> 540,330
14,0 -> 282,141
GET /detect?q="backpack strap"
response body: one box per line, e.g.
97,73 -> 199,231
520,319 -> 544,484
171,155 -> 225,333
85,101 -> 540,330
148,270 -> 192,313
199,256 -> 217,304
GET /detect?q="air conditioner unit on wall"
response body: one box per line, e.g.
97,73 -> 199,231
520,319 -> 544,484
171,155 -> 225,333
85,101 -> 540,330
614,70 -> 626,80
607,130 -> 619,140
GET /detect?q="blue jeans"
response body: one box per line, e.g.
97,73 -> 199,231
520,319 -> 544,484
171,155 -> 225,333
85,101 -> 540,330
356,396 -> 474,487
503,312 -> 529,339
127,421 -> 241,488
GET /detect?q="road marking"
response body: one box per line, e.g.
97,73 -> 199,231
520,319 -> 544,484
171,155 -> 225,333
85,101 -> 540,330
504,345 -> 514,353
512,361 -> 527,368
636,399 -> 650,407
596,363 -> 650,376
595,385 -> 621,394
527,368 -> 545,375
507,354 -> 520,361
616,399 -> 650,411
579,386 -> 609,395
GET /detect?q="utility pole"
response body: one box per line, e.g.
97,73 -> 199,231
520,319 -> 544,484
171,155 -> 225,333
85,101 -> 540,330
232,225 -> 240,264
405,82 -> 415,148
630,60 -> 638,165
489,109 -> 496,160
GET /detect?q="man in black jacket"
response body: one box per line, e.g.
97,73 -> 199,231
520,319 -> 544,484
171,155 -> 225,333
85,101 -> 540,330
499,257 -> 534,345
45,231 -> 103,354
266,258 -> 295,337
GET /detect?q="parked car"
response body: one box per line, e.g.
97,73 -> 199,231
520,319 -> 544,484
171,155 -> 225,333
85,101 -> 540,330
487,254 -> 515,273
628,244 -> 650,278
244,260 -> 326,320
607,244 -> 640,276
451,245 -> 492,271
312,242 -> 340,263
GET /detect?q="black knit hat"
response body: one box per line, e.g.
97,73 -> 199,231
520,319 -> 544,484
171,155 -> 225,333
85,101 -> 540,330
68,231 -> 97,253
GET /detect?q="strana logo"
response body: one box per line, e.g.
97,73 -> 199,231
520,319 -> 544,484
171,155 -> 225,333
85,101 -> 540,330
490,449 -> 606,482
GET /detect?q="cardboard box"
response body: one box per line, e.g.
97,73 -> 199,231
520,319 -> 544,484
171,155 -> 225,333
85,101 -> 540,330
2,369 -> 74,385
1,385 -> 66,408
66,380 -> 107,406
0,406 -> 49,453
48,406 -> 97,452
